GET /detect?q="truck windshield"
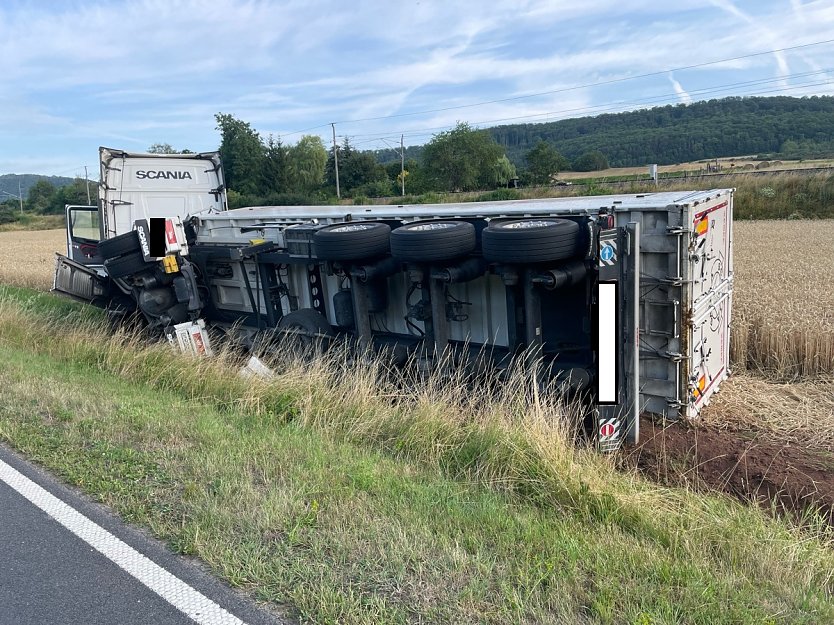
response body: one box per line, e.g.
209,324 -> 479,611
70,209 -> 100,242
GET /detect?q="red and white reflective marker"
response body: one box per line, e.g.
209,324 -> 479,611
600,422 -> 616,438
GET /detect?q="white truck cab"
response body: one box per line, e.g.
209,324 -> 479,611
54,147 -> 227,304
99,147 -> 226,240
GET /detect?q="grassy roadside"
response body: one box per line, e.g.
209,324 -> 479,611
0,214 -> 64,232
1,287 -> 834,624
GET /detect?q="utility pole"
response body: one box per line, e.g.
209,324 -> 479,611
331,123 -> 340,199
84,166 -> 91,204
400,134 -> 405,196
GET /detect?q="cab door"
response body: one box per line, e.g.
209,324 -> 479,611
66,205 -> 103,265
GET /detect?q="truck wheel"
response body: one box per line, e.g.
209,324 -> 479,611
389,220 -> 476,263
104,251 -> 150,279
276,309 -> 334,357
98,230 -> 142,260
313,223 -> 391,261
482,218 -> 582,264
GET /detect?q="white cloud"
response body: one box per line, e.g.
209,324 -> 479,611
669,74 -> 692,104
1,0 -> 834,172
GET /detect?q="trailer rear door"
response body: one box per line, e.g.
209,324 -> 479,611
685,197 -> 733,416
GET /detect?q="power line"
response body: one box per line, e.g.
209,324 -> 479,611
279,123 -> 333,140
328,38 -> 834,126
340,70 -> 834,146
343,76 -> 834,151
42,164 -> 98,178
275,40 -> 834,145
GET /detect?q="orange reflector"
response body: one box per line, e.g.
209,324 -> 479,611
695,217 -> 709,236
692,374 -> 707,400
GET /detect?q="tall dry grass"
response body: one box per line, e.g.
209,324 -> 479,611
703,372 -> 834,449
0,289 -> 617,517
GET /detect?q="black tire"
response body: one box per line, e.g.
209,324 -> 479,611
276,309 -> 334,358
104,250 -> 151,279
389,220 -> 476,263
482,218 -> 583,264
98,230 -> 141,260
313,223 -> 391,261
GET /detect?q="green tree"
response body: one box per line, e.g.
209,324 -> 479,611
494,155 -> 517,187
326,138 -> 387,195
572,150 -> 609,172
148,143 -> 175,154
422,122 -> 505,192
148,143 -> 193,154
384,160 -> 402,182
261,135 -> 288,194
27,180 -> 56,213
49,178 -> 97,214
215,113 -> 266,195
286,135 -> 328,193
524,141 -> 569,184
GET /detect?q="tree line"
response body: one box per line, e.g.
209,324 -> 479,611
5,94 -> 832,222
214,115 -> 607,204
0,177 -> 96,224
490,95 -> 834,167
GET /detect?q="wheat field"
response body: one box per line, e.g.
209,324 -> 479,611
0,228 -> 65,290
731,220 -> 834,378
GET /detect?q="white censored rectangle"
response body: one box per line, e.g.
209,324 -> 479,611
597,282 -> 617,404
0,458 -> 247,625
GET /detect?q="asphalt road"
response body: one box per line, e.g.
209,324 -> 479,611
0,444 -> 289,625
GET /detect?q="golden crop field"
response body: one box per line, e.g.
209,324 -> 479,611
0,221 -> 831,444
0,228 -> 65,290
731,220 -> 834,378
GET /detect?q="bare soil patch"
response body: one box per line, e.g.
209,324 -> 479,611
627,415 -> 834,524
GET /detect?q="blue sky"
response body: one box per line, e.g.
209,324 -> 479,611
2,0 -> 834,177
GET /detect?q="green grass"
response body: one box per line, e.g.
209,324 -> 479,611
0,286 -> 833,623
0,213 -> 65,231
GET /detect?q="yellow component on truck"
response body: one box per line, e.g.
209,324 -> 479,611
163,255 -> 179,274
249,238 -> 266,245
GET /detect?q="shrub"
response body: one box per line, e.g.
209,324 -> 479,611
475,189 -> 522,202
355,180 -> 395,199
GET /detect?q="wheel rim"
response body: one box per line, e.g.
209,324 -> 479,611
502,220 -> 555,229
328,223 -> 378,233
407,222 -> 457,231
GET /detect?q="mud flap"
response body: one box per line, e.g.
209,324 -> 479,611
595,222 -> 641,452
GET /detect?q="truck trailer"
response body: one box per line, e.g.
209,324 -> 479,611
54,148 -> 734,451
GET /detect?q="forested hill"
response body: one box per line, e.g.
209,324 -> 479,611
488,96 -> 834,167
0,174 -> 75,199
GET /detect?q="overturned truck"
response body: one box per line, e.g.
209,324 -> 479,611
55,148 -> 734,451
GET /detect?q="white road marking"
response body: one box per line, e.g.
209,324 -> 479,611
0,458 -> 247,625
